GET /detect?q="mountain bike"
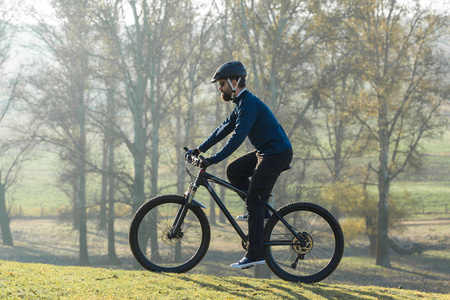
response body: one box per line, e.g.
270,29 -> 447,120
129,148 -> 344,283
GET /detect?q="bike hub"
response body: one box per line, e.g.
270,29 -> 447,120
161,227 -> 183,246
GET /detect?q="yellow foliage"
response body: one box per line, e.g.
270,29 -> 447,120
320,179 -> 365,215
321,181 -> 417,238
340,217 -> 365,245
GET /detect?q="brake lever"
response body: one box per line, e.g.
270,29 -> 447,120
192,156 -> 206,167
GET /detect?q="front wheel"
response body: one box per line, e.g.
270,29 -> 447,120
264,202 -> 344,283
129,195 -> 211,273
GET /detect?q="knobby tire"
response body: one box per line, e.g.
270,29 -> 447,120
264,202 -> 344,283
129,195 -> 211,273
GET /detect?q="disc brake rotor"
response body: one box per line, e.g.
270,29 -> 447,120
292,232 -> 313,255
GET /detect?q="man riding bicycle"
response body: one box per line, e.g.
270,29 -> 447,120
186,61 -> 293,269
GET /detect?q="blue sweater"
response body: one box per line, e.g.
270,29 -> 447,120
198,90 -> 292,164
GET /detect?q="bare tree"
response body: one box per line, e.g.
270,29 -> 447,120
93,0 -> 198,216
0,73 -> 35,246
169,2 -> 215,196
0,138 -> 35,246
91,1 -> 217,267
301,5 -> 372,220
0,0 -> 36,246
25,0 -> 97,266
345,0 -> 449,267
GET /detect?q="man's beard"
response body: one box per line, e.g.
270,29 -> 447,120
221,91 -> 232,102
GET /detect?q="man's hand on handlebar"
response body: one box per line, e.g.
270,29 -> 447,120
184,147 -> 214,169
184,148 -> 200,159
200,158 -> 214,168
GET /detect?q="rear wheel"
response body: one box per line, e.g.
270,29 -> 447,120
264,202 -> 344,282
129,195 -> 211,273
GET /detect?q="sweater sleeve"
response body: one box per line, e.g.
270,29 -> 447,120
209,100 -> 258,163
198,111 -> 236,154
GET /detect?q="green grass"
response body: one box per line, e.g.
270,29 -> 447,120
422,131 -> 450,154
0,260 -> 447,300
2,218 -> 449,294
389,181 -> 450,214
9,152 -> 67,216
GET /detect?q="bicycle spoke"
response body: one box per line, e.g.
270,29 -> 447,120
265,202 -> 344,282
130,195 -> 210,273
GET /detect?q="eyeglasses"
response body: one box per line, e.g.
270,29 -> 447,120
218,80 -> 227,87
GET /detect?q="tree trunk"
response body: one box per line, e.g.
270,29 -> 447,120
78,101 -> 89,266
150,118 -> 160,198
72,176 -> 79,229
376,94 -> 391,268
376,181 -> 391,267
133,127 -> 147,269
255,265 -> 271,279
0,183 -> 13,246
364,210 -> 377,257
107,138 -> 120,264
209,197 -> 216,225
132,126 -> 146,213
147,115 -> 162,263
99,139 -> 108,230
177,112 -> 186,195
78,170 -> 89,266
106,78 -> 119,264
368,234 -> 377,257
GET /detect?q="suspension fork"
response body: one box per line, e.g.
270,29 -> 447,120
169,183 -> 198,238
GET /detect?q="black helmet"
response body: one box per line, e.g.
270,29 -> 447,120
211,61 -> 246,83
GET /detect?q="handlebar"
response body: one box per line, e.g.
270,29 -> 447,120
183,147 -> 207,168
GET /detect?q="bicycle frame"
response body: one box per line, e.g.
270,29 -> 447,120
171,167 -> 305,247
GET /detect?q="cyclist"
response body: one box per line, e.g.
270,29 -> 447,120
186,61 -> 292,269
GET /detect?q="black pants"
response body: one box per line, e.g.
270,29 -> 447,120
226,148 -> 293,260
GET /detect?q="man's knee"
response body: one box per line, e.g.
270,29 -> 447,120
226,159 -> 244,181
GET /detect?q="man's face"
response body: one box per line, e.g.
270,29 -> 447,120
218,79 -> 232,102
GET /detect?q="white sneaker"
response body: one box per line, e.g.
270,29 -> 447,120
230,257 -> 265,269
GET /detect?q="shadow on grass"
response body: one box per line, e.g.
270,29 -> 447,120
0,243 -> 133,268
269,281 -> 399,300
171,272 -> 400,300
175,273 -> 310,300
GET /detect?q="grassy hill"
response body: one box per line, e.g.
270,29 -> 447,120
0,260 -> 447,300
